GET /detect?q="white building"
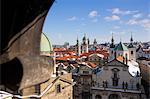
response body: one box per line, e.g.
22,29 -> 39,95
75,34 -> 89,55
109,34 -> 136,62
91,59 -> 145,99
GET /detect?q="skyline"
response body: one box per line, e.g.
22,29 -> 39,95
43,0 -> 150,45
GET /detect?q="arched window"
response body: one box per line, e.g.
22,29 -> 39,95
95,95 -> 102,99
111,68 -> 120,86
111,50 -> 113,54
108,94 -> 120,99
131,51 -> 133,55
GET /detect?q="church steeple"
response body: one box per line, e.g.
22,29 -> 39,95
83,33 -> 86,40
128,33 -> 136,61
76,36 -> 79,45
130,33 -> 133,43
128,33 -> 134,48
76,36 -> 80,56
110,33 -> 115,48
93,38 -> 97,45
87,38 -> 90,45
81,33 -> 89,53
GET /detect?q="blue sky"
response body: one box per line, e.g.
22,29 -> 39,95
43,0 -> 150,45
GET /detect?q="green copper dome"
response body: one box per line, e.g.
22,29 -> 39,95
114,42 -> 128,51
40,33 -> 53,53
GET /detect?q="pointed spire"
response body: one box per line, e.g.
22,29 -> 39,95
110,33 -> 115,48
76,36 -> 79,46
87,38 -> 90,45
111,33 -> 114,43
130,32 -> 133,43
94,38 -> 97,45
82,33 -> 87,45
77,36 -> 79,42
83,33 -> 86,41
128,32 -> 134,48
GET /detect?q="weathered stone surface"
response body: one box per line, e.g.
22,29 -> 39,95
18,55 -> 54,90
1,0 -> 55,92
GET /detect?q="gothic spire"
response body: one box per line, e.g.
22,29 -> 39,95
130,32 -> 133,43
76,36 -> 79,45
128,32 -> 134,48
87,38 -> 90,45
94,38 -> 97,45
110,33 -> 115,48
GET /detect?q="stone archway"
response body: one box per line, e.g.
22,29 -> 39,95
1,0 -> 55,94
95,95 -> 102,99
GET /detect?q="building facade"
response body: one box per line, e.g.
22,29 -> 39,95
91,59 -> 144,99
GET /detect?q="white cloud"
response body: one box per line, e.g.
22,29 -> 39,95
113,26 -> 120,29
133,13 -> 142,18
140,19 -> 150,30
104,15 -> 120,21
127,19 -> 138,25
148,14 -> 150,17
127,18 -> 150,31
108,8 -> 138,15
67,16 -> 77,21
89,11 -> 98,18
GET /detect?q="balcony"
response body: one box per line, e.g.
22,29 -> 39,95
91,83 -> 142,94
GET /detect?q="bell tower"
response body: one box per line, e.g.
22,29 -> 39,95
109,33 -> 115,61
128,33 -> 136,61
76,37 -> 81,56
81,34 -> 88,53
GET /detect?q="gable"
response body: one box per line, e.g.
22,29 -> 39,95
105,59 -> 128,67
44,75 -> 73,94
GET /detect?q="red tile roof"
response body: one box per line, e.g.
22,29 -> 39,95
87,62 -> 97,68
80,50 -> 109,59
117,56 -> 124,62
56,55 -> 79,61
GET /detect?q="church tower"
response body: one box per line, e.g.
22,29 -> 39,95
128,33 -> 136,61
109,33 -> 115,61
93,38 -> 97,46
75,37 -> 81,56
81,34 -> 89,53
87,38 -> 90,45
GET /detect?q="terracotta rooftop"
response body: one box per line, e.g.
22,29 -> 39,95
80,50 -> 109,59
87,62 -> 97,68
56,55 -> 79,61
117,56 -> 124,62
